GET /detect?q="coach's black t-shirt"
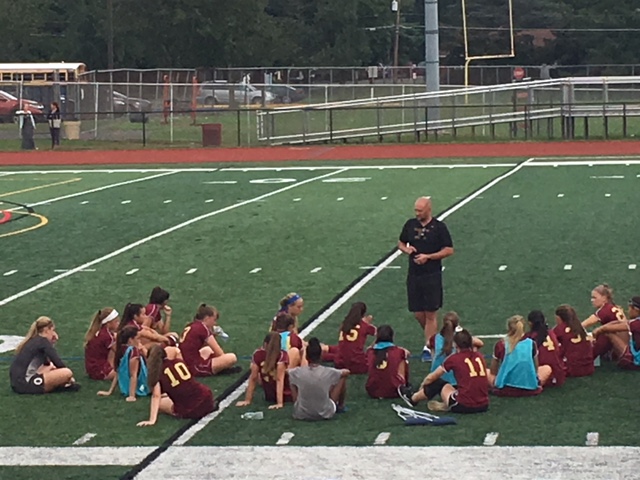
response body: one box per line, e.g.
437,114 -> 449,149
399,217 -> 453,276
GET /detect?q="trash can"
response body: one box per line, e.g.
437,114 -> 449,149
201,123 -> 222,147
64,121 -> 81,140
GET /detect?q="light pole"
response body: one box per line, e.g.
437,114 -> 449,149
391,0 -> 400,83
107,0 -> 114,70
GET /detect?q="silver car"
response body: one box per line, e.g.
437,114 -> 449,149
198,82 -> 275,106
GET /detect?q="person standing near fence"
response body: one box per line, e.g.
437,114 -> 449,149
47,103 -> 61,149
398,196 -> 454,362
19,111 -> 36,150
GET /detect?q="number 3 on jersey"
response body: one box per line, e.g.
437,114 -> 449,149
464,357 -> 486,377
164,361 -> 192,387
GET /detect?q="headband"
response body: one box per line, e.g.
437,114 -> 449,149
101,309 -> 119,325
281,294 -> 301,311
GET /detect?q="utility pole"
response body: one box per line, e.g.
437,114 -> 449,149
392,0 -> 400,83
107,0 -> 114,70
424,0 -> 440,120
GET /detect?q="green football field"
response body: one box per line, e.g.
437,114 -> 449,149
1,155 -> 639,479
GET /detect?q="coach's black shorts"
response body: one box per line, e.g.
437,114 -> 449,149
407,273 -> 443,312
448,391 -> 488,414
11,374 -> 45,394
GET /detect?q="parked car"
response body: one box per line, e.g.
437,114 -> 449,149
0,90 -> 45,123
197,82 -> 275,106
265,84 -> 306,104
112,91 -> 152,114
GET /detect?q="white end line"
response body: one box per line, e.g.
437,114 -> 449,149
0,169 -> 347,308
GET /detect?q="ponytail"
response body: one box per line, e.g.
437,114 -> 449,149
555,304 -> 588,341
306,337 -> 322,364
594,284 -> 614,304
440,312 -> 460,356
146,344 -> 167,388
506,315 -> 525,352
373,325 -> 394,368
194,303 -> 218,321
16,316 -> 53,353
527,310 -> 548,346
118,303 -> 144,333
114,326 -> 139,369
84,307 -> 116,347
341,302 -> 367,335
262,333 -> 281,376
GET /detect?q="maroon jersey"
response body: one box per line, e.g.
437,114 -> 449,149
280,332 -> 303,351
596,303 -> 626,325
365,346 -> 409,399
252,348 -> 291,402
125,319 -> 143,331
525,330 -> 566,387
145,304 -> 162,327
442,349 -> 489,408
159,357 -> 214,419
85,326 -> 115,380
180,321 -> 212,372
334,320 -> 377,374
552,323 -> 594,377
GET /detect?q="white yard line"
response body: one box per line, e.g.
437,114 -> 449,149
310,267 -> 322,273
586,432 -> 600,446
483,432 -> 499,446
72,433 -> 97,446
126,268 -> 139,275
0,169 -> 347,308
3,270 -> 18,276
564,264 -> 573,271
373,432 -> 391,446
186,268 -> 198,275
498,265 -> 507,271
250,267 -> 262,274
168,158 -> 533,450
275,432 -> 295,446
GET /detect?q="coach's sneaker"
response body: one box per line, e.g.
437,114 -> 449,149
420,347 -> 432,362
398,385 -> 416,407
427,400 -> 447,412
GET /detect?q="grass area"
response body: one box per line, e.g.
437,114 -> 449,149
1,159 -> 639,456
0,466 -> 128,480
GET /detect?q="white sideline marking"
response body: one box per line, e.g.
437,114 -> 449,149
186,268 -> 197,275
586,432 -> 599,446
557,193 -> 564,198
337,197 -> 344,201
168,159 -> 532,450
0,446 -> 155,466
529,159 -> 640,166
250,268 -> 262,274
629,264 -> 637,270
373,432 -> 391,446
276,432 -> 295,446
121,200 -> 132,204
221,164 -> 516,172
205,199 -> 214,203
53,269 -> 95,273
483,432 -> 499,446
381,196 -> 388,200
3,270 -> 17,276
605,193 -> 611,197
80,200 -> 89,204
293,198 -> 301,202
72,433 -> 97,446
359,265 -> 401,270
163,199 -> 172,204
0,169 -> 346,308
126,268 -> 139,275
498,265 -> 507,271
512,194 -> 520,198
2,172 -> 177,213
203,180 -> 237,184
310,267 -> 322,273
564,264 -> 572,271
590,175 -> 624,179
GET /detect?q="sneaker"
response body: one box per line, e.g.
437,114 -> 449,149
336,405 -> 349,414
397,385 -> 416,407
427,400 -> 447,412
216,366 -> 242,375
57,382 -> 81,393
421,348 -> 432,362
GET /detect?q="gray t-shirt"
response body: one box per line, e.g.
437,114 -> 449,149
288,365 -> 343,420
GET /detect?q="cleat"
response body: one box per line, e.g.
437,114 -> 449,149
397,385 -> 416,407
421,348 -> 432,362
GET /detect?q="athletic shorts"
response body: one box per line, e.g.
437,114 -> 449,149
173,390 -> 216,419
407,274 -> 443,312
617,348 -> 640,371
12,374 -> 45,395
86,362 -> 114,381
192,356 -> 213,377
447,391 -> 488,414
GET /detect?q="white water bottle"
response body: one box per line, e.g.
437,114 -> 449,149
213,325 -> 230,341
241,411 -> 264,420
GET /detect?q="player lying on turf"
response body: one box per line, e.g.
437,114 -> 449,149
137,345 -> 215,426
270,292 -> 305,333
582,284 -> 628,361
289,338 -> 350,420
398,327 -> 488,413
236,332 -> 292,409
272,313 -> 304,368
118,303 -> 177,348
144,286 -> 178,339
179,304 -> 239,377
525,310 -> 566,388
365,325 -> 410,399
592,296 -> 640,371
488,315 -> 551,397
10,316 -> 80,394
97,326 -> 150,401
552,304 -> 594,377
334,302 -> 377,374
84,307 -> 119,381
428,311 -> 484,388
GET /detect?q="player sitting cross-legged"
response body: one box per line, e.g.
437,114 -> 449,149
365,325 -> 410,399
398,327 -> 489,414
552,304 -> 594,377
334,302 -> 377,375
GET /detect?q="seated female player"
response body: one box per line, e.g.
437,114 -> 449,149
179,304 -> 238,376
144,286 -> 174,336
552,304 -> 594,377
270,292 -> 305,332
97,325 -> 149,401
137,344 -> 215,426
488,315 -> 551,397
398,327 -> 488,413
84,307 -> 120,380
10,317 -> 79,394
593,296 -> 640,371
526,310 -> 565,387
365,325 -> 410,399
118,303 -> 177,347
236,332 -> 291,409
272,313 -> 304,368
582,284 -> 627,361
334,302 -> 377,374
